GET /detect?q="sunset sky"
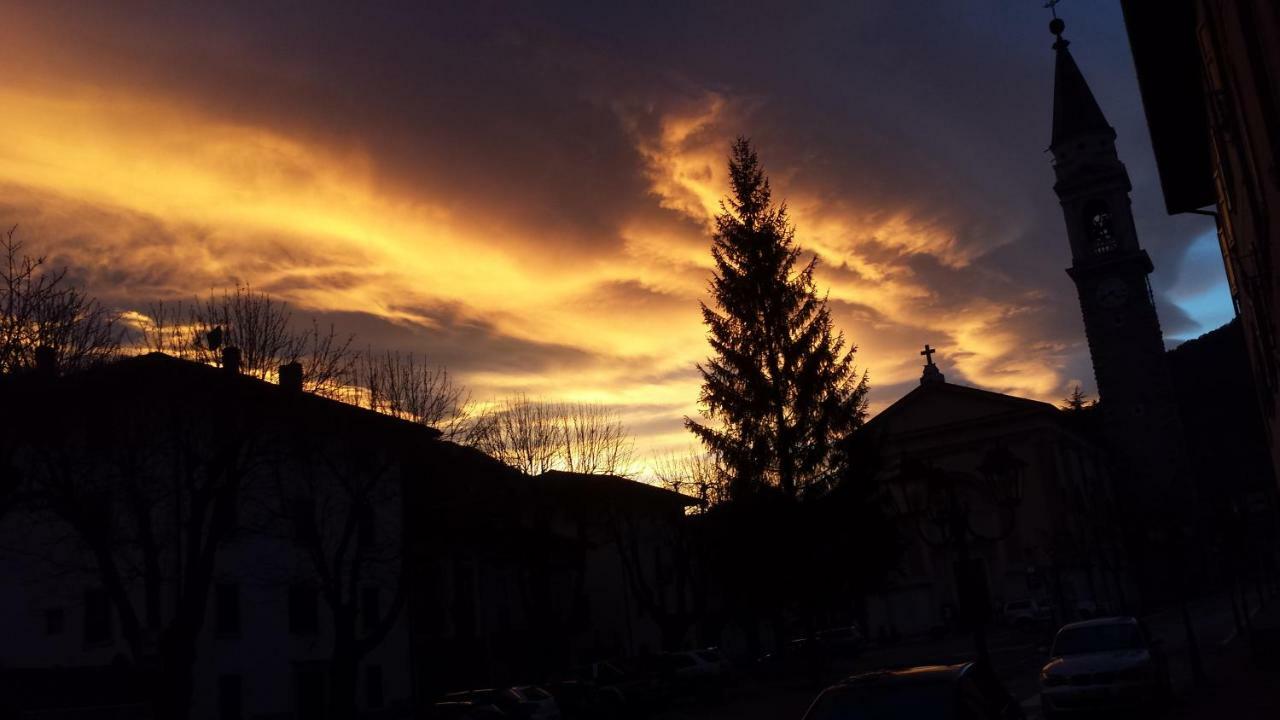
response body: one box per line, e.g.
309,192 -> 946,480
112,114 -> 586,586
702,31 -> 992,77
0,1 -> 1231,463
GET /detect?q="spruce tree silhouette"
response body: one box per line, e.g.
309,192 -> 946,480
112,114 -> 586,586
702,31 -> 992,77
1060,384 -> 1092,411
686,138 -> 867,500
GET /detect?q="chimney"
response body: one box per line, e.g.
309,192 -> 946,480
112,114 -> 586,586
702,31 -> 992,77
33,346 -> 58,377
222,346 -> 242,375
278,362 -> 303,392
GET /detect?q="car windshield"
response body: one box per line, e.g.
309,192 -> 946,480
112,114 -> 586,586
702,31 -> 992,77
696,650 -> 722,663
662,654 -> 698,669
805,680 -> 955,720
1053,623 -> 1145,655
597,663 -> 626,683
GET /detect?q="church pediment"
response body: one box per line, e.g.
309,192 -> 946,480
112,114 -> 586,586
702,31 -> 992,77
868,383 -> 1056,437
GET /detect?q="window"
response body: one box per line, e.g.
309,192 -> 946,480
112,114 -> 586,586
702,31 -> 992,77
215,583 -> 240,636
218,674 -> 242,720
362,587 -> 380,634
83,588 -> 112,645
365,665 -> 384,709
1084,200 -> 1118,255
45,607 -> 65,636
289,584 -> 318,635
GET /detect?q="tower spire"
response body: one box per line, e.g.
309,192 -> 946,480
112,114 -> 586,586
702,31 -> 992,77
1049,17 -> 1114,149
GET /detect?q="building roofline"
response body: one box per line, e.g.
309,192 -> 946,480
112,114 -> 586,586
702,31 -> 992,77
34,351 -> 445,440
536,469 -> 700,507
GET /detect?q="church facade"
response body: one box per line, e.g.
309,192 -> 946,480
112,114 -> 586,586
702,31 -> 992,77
862,20 -> 1206,637
863,360 -> 1130,638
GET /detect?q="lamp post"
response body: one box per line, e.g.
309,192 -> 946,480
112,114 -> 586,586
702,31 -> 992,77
897,446 -> 1026,669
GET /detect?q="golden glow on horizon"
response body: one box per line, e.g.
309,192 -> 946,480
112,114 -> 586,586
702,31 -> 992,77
0,55 -> 1074,469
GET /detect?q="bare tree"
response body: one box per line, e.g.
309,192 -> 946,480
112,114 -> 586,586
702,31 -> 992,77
469,396 -> 634,476
345,349 -> 471,438
560,402 -> 635,476
12,374 -> 267,720
469,395 -> 562,475
252,423 -> 409,720
606,500 -> 704,651
142,286 -> 356,395
650,449 -> 726,510
1,227 -> 122,374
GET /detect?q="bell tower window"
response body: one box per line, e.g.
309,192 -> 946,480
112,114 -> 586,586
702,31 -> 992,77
1084,200 -> 1117,255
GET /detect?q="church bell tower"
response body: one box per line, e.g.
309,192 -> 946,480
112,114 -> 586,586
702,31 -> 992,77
1047,18 -> 1188,507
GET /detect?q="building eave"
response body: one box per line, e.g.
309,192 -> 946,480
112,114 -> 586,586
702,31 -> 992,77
1120,0 -> 1216,214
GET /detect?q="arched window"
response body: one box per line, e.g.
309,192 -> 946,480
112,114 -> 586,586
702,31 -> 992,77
1084,200 -> 1118,255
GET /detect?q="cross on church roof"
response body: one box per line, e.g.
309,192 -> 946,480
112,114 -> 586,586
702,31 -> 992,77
919,344 -> 945,386
920,344 -> 937,366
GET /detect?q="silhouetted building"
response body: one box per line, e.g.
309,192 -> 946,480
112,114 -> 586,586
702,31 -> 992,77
865,358 -> 1130,637
0,352 -> 693,718
2,353 -> 422,719
1121,1 -> 1280,481
1047,18 -> 1193,523
406,452 -> 695,696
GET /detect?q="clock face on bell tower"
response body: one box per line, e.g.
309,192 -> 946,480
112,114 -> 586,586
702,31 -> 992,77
1094,277 -> 1129,308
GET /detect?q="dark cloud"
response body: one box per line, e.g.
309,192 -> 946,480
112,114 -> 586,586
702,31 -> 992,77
307,307 -> 599,378
0,1 -> 1235,461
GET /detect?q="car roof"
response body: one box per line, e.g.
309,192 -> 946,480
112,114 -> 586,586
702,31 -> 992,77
841,663 -> 970,686
1058,616 -> 1138,632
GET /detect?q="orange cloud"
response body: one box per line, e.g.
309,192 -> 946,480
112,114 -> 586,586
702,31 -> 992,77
0,14 -> 1092,478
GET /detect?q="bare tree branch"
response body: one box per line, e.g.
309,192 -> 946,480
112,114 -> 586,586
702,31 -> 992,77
649,449 -> 725,510
468,396 -> 634,476
139,286 -> 357,395
1,227 -> 123,373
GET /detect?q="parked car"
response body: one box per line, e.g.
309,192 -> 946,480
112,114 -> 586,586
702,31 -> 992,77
506,686 -> 561,720
655,648 -> 731,700
1003,598 -> 1054,628
1039,616 -> 1170,719
801,663 -> 1024,719
543,680 -> 592,720
432,699 -> 507,719
572,660 -> 661,713
662,648 -> 730,680
816,625 -> 867,656
754,637 -> 832,679
439,687 -> 560,720
1072,599 -> 1112,620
